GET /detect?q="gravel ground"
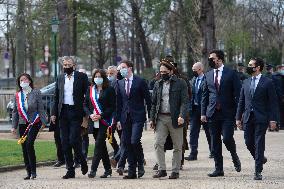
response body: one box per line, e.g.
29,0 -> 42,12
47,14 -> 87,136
0,130 -> 283,189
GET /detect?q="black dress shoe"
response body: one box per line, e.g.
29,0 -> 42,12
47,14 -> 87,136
100,169 -> 112,178
153,170 -> 167,178
116,168 -> 124,176
62,172 -> 75,179
88,171 -> 96,178
185,155 -> 197,161
53,161 -> 65,167
208,170 -> 224,177
232,155 -> 241,172
169,172 -> 179,179
138,169 -> 145,178
81,162 -> 88,175
153,163 -> 158,170
254,172 -> 262,180
263,157 -> 267,164
24,175 -> 30,180
31,173 -> 37,179
123,174 -> 137,179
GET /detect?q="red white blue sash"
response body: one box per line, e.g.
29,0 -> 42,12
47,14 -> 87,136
16,91 -> 40,126
89,86 -> 111,127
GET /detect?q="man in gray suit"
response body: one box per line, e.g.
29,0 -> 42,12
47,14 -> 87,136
51,56 -> 88,179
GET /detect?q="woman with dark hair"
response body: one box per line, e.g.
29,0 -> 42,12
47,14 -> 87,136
11,73 -> 47,180
84,69 -> 116,178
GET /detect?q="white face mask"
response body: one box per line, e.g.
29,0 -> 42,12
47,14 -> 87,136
20,82 -> 30,89
94,78 -> 104,85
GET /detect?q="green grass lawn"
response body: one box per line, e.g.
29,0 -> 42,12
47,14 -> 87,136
0,139 -> 94,167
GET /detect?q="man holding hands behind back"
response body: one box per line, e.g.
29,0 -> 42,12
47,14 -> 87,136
236,58 -> 278,180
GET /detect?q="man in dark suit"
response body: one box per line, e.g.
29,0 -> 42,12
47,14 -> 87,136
116,60 -> 151,179
201,50 -> 241,177
185,62 -> 212,161
51,56 -> 88,179
236,58 -> 278,180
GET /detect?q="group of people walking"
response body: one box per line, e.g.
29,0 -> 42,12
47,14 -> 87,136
11,50 -> 281,181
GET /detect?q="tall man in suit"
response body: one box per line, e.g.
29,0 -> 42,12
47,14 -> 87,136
201,50 -> 241,177
236,58 -> 278,180
51,56 -> 88,179
185,62 -> 212,161
116,60 -> 151,179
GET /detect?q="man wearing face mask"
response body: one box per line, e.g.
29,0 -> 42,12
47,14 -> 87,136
201,49 -> 241,177
150,59 -> 189,179
185,62 -> 212,161
116,60 -> 151,179
51,56 -> 89,179
236,58 -> 278,180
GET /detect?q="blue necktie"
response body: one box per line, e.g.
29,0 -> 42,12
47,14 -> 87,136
194,78 -> 200,105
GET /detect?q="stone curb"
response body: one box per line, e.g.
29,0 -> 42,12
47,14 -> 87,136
0,160 -> 57,173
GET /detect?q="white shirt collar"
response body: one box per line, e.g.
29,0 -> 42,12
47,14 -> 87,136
65,71 -> 74,78
126,74 -> 133,81
253,73 -> 262,80
214,64 -> 224,72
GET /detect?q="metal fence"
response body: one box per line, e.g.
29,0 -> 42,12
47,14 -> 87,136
0,93 -> 54,121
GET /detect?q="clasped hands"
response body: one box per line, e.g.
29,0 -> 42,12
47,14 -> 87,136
89,114 -> 101,122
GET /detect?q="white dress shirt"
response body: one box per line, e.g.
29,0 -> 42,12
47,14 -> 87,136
213,64 -> 224,85
252,73 -> 262,90
63,72 -> 75,105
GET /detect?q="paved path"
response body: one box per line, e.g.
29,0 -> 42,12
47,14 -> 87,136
0,130 -> 284,189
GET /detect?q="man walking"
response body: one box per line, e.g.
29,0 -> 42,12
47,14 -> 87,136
150,59 -> 189,179
201,50 -> 241,177
185,62 -> 212,161
51,56 -> 88,179
116,60 -> 151,179
236,58 -> 278,180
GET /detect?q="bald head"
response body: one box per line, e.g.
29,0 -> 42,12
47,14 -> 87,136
192,62 -> 204,76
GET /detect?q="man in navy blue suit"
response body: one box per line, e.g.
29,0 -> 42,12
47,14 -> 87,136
236,58 -> 278,180
185,62 -> 212,161
116,60 -> 151,179
201,50 -> 241,177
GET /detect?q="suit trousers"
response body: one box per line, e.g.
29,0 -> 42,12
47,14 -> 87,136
54,122 -> 65,163
208,111 -> 237,171
244,113 -> 267,173
189,105 -> 211,156
59,105 -> 86,172
154,114 -> 183,173
91,126 -> 111,172
19,123 -> 40,175
122,114 -> 145,176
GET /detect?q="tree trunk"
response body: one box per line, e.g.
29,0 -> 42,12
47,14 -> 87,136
11,38 -> 16,77
110,9 -> 118,65
28,41 -> 35,78
135,41 -> 141,74
15,0 -> 26,76
129,0 -> 152,68
200,0 -> 216,70
57,0 -> 72,56
72,0 -> 77,56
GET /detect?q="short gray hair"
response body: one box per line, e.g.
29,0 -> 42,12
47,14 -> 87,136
58,56 -> 77,65
108,65 -> 117,71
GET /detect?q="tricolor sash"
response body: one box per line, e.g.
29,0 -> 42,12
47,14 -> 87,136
89,86 -> 113,143
16,91 -> 40,126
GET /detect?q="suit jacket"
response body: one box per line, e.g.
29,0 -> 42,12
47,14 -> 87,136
12,89 -> 48,129
51,71 -> 89,119
150,75 -> 189,128
236,75 -> 279,124
201,67 -> 241,120
190,76 -> 205,111
84,85 -> 116,132
116,75 -> 151,124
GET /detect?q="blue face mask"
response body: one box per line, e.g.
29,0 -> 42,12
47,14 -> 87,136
108,76 -> 115,82
280,70 -> 284,75
94,78 -> 104,85
120,68 -> 128,78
